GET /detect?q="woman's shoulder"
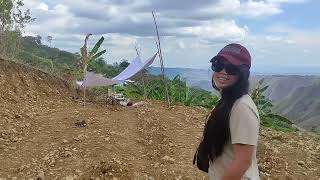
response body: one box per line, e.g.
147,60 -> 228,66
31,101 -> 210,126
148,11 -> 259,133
233,94 -> 259,115
235,94 -> 255,106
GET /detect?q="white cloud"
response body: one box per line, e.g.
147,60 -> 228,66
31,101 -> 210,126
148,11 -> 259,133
267,24 -> 320,47
24,0 -> 48,11
266,35 -> 283,42
237,0 -> 282,18
22,0 -> 319,69
266,0 -> 307,4
173,20 -> 248,42
36,2 -> 49,11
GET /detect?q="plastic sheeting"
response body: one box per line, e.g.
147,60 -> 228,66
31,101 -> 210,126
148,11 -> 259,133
76,53 -> 157,87
77,71 -> 118,87
112,53 -> 157,82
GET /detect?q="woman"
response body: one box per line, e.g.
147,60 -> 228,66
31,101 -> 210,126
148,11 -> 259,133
203,43 -> 260,180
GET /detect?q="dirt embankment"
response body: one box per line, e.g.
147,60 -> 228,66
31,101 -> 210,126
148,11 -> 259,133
0,59 -> 319,179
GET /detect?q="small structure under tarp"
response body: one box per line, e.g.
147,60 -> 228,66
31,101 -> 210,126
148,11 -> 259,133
78,53 -> 158,105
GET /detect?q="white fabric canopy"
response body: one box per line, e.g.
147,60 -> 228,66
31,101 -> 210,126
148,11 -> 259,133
77,71 -> 118,87
112,53 -> 157,82
76,53 -> 157,88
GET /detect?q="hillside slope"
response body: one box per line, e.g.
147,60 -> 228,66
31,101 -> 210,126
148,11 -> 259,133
274,82 -> 320,131
249,75 -> 320,102
0,59 -> 319,179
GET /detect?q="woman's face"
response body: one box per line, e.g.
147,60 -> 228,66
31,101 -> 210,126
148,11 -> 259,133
213,62 -> 239,90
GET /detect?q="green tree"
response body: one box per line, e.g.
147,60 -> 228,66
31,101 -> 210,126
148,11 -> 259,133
119,60 -> 129,69
35,35 -> 42,45
87,57 -> 107,74
47,35 -> 52,47
0,0 -> 34,56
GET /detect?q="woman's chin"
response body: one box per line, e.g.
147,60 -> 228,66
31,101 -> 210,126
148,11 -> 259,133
216,83 -> 231,90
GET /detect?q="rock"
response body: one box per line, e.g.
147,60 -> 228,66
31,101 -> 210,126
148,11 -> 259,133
64,175 -> 76,180
113,158 -> 122,165
63,139 -> 68,143
64,151 -> 73,157
14,114 -> 22,119
298,161 -> 305,166
162,155 -> 175,164
43,155 -> 50,161
154,162 -> 160,168
37,170 -> 45,179
297,142 -> 305,146
272,147 -> 279,154
75,169 -> 82,174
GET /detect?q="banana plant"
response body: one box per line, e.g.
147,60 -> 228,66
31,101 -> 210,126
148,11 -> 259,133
88,36 -> 106,63
79,34 -> 106,79
251,78 -> 273,116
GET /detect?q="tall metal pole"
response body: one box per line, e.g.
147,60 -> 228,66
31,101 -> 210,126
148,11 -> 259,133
152,11 -> 170,107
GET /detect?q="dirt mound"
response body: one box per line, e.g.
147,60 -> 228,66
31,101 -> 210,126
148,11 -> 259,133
0,58 -> 72,100
0,59 -> 319,179
0,58 -> 73,122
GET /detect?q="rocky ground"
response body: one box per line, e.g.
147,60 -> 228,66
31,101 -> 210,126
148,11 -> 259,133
0,58 -> 319,179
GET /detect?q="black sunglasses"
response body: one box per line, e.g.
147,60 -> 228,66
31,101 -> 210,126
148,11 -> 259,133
211,60 -> 239,75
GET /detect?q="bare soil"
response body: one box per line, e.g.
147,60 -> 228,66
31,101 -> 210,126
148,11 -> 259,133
0,58 -> 319,179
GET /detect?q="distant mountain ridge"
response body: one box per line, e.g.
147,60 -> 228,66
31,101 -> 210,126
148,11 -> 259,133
148,66 -> 320,131
274,82 -> 320,131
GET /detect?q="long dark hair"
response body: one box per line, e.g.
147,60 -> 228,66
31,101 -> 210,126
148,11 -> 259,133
203,65 -> 250,161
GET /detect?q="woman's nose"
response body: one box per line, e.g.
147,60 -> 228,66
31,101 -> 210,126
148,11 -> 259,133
219,69 -> 227,74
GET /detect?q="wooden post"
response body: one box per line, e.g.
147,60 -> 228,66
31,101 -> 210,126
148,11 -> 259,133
83,84 -> 86,106
152,11 -> 170,107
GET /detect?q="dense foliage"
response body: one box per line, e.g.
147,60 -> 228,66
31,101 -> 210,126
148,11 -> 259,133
251,79 -> 296,131
123,75 -> 219,108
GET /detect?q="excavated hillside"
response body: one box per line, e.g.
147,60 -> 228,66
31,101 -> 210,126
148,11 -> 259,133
0,58 -> 319,179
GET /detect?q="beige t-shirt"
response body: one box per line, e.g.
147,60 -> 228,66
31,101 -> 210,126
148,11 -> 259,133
208,94 -> 260,180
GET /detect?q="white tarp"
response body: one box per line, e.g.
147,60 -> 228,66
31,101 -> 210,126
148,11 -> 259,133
77,71 -> 118,87
76,53 -> 157,87
112,53 -> 157,82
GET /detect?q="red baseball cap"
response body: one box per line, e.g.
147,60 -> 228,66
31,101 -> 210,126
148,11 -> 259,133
211,43 -> 251,68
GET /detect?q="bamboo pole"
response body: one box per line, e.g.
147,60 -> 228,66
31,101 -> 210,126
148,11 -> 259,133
152,11 -> 170,107
134,43 -> 147,99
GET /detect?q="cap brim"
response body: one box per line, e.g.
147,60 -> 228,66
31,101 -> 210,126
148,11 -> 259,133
211,54 -> 243,66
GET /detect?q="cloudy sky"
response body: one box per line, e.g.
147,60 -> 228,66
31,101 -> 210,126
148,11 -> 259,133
23,0 -> 320,72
